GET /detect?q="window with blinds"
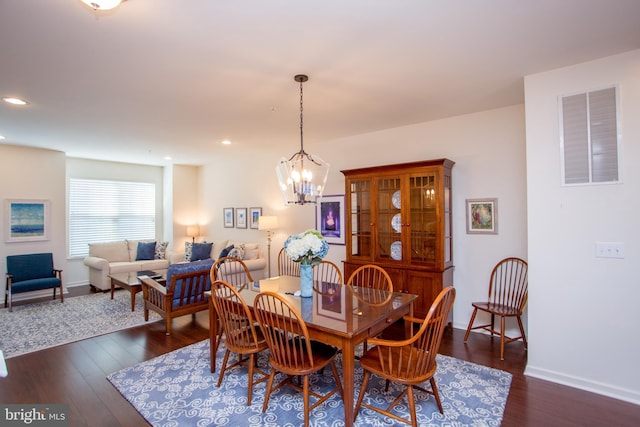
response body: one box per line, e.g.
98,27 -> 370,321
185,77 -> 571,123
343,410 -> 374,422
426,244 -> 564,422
560,86 -> 620,185
68,178 -> 156,258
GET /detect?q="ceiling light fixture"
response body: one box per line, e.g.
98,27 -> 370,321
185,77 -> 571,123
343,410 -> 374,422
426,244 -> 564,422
276,74 -> 329,205
80,0 -> 124,11
2,97 -> 28,106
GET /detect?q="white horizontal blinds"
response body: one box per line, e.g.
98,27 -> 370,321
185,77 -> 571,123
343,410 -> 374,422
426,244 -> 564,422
589,88 -> 618,182
561,86 -> 619,185
69,178 -> 156,258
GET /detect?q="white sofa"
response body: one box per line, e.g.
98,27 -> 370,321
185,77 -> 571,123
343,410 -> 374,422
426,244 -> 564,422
83,240 -> 172,291
170,239 -> 267,281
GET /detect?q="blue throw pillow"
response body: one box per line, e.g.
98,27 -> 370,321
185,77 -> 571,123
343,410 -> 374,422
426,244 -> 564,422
136,241 -> 156,261
218,244 -> 234,259
191,242 -> 213,262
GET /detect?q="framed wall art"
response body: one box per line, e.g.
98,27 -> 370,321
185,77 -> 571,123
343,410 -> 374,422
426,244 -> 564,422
249,207 -> 262,229
5,199 -> 50,242
223,207 -> 234,228
236,208 -> 247,229
466,198 -> 498,234
316,194 -> 345,245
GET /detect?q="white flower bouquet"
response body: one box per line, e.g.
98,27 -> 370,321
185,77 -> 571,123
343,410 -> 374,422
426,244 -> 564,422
284,229 -> 329,266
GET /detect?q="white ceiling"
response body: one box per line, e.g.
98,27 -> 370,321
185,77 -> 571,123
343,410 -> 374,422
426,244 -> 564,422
1,0 -> 639,166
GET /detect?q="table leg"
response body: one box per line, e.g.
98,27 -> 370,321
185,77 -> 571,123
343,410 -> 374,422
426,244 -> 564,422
110,279 -> 115,300
130,292 -> 136,311
341,339 -> 355,427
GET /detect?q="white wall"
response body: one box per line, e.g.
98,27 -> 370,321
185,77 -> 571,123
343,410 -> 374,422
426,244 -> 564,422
199,104 -> 528,332
524,49 -> 640,403
0,145 -> 66,300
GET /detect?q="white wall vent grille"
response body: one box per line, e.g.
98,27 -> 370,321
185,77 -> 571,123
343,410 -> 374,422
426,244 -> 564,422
559,86 -> 620,185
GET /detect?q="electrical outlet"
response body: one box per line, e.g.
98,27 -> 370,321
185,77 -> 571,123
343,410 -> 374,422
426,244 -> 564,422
595,242 -> 624,259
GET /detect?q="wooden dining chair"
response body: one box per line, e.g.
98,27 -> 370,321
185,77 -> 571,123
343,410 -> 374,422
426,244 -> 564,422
354,286 -> 456,427
211,256 -> 254,287
277,247 -> 300,277
464,257 -> 528,360
253,291 -> 344,427
346,264 -> 393,305
210,256 -> 254,355
312,260 -> 342,295
209,280 -> 269,405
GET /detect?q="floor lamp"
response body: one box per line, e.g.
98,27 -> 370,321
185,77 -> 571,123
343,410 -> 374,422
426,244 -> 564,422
258,216 -> 278,277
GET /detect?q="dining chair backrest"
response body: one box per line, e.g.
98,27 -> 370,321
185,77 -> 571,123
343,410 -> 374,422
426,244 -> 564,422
346,264 -> 393,305
487,257 -> 528,313
253,291 -> 316,373
210,280 -> 262,354
312,260 -> 342,295
387,286 -> 456,380
211,256 -> 254,288
278,247 -> 300,277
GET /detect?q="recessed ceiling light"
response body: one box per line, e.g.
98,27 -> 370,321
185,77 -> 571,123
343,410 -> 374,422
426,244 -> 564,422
0,135 -> 6,140
164,156 -> 172,161
2,97 -> 28,106
221,140 -> 232,145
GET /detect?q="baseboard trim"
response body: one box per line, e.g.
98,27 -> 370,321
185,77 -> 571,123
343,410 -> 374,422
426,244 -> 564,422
525,365 -> 640,405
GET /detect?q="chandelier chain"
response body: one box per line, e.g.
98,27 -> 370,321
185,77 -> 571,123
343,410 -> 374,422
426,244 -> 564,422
299,78 -> 304,153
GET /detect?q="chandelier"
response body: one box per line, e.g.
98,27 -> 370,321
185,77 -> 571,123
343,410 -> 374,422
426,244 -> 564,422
276,75 -> 330,205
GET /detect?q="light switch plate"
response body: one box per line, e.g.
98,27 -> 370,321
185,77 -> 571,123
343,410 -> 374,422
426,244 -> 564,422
595,242 -> 624,259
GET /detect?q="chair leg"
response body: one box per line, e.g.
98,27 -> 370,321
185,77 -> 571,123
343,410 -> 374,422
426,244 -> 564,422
517,315 -> 528,349
303,375 -> 310,427
429,376 -> 443,414
500,316 -> 506,360
463,308 -> 478,342
407,385 -> 418,427
217,350 -> 231,387
262,370 -> 277,413
59,284 -> 64,303
354,371 -> 371,422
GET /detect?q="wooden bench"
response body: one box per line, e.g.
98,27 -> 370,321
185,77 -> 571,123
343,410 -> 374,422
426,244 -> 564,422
140,259 -> 213,335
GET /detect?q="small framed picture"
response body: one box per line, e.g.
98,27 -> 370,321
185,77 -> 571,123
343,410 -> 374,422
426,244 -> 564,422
236,208 -> 247,229
466,198 -> 498,234
249,207 -> 262,229
316,194 -> 345,245
5,199 -> 51,242
223,208 -> 234,228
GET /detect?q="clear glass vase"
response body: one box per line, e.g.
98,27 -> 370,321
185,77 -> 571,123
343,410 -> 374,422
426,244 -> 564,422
300,264 -> 313,297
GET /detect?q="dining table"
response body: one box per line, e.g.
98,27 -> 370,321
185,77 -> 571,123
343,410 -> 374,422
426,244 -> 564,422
208,275 -> 417,427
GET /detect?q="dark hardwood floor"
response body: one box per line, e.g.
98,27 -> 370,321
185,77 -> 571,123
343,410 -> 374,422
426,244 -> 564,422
2,287 -> 639,426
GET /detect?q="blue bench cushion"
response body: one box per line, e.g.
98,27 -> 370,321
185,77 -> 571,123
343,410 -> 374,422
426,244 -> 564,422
166,259 -> 214,307
10,277 -> 62,294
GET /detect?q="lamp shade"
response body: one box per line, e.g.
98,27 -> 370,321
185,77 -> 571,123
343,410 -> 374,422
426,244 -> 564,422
186,225 -> 200,237
258,216 -> 278,231
276,152 -> 329,205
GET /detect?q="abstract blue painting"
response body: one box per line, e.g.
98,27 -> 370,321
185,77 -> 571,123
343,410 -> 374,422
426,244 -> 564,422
5,199 -> 50,242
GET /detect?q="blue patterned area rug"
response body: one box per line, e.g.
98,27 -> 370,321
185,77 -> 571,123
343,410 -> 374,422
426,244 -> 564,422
0,291 -> 160,358
108,339 -> 512,427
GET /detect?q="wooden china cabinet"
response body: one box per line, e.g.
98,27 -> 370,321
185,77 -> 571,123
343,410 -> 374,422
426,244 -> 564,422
341,159 -> 454,319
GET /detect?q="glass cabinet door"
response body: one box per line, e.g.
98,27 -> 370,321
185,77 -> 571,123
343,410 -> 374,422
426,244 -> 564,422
348,179 -> 372,259
376,177 -> 402,262
408,172 -> 437,265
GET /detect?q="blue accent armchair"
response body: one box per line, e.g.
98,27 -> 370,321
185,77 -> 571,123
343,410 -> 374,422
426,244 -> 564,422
140,259 -> 214,335
5,253 -> 63,312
